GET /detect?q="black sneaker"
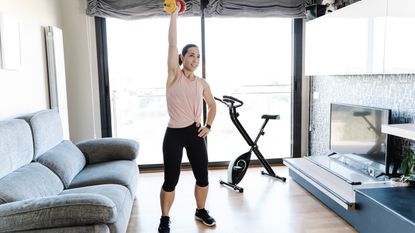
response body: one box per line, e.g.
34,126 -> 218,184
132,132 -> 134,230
158,216 -> 170,233
195,208 -> 216,226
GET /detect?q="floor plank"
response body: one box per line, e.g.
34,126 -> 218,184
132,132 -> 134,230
127,166 -> 357,233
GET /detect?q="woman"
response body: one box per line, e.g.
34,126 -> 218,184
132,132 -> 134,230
158,3 -> 217,233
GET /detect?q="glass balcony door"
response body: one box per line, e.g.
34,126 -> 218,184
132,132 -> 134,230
106,17 -> 201,165
105,17 -> 292,166
205,18 -> 292,162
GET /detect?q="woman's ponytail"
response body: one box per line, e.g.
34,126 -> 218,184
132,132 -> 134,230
178,55 -> 182,66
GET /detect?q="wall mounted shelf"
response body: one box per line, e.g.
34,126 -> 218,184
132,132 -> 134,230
381,123 -> 415,141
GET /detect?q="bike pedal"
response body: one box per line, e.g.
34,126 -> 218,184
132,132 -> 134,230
233,166 -> 243,171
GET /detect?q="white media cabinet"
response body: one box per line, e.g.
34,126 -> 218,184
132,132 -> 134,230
283,123 -> 415,213
283,156 -> 391,210
284,154 -> 415,232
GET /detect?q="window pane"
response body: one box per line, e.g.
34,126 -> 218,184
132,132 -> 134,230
205,18 -> 292,161
106,17 -> 201,165
106,17 -> 292,165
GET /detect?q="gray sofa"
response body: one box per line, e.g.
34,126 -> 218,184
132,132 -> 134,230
0,109 -> 139,233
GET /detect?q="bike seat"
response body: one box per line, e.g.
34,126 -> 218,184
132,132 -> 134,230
261,114 -> 280,120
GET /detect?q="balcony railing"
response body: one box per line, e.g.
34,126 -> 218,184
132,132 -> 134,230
110,84 -> 291,165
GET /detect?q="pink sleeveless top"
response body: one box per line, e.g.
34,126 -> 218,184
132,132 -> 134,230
166,73 -> 204,128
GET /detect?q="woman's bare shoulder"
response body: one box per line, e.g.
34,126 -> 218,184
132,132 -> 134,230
196,76 -> 207,84
199,77 -> 212,90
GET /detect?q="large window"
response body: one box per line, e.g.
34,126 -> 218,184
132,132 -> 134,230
106,17 -> 292,166
106,17 -> 201,165
205,18 -> 292,161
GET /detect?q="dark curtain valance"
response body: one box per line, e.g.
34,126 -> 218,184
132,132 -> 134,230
86,0 -> 310,20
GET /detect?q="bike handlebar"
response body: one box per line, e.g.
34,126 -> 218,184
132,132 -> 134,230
214,95 -> 243,108
223,95 -> 243,105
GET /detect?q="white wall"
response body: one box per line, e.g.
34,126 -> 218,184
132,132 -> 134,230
0,0 -> 62,118
0,0 -> 102,142
60,0 -> 101,142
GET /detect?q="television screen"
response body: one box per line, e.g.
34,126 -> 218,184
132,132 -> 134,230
330,103 -> 391,167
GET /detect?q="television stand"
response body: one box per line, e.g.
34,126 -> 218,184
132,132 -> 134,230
283,156 -> 391,210
283,156 -> 400,232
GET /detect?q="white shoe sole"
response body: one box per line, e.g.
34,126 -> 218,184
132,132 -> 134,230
195,216 -> 216,226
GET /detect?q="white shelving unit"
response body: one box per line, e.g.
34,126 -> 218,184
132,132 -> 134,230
381,123 -> 415,141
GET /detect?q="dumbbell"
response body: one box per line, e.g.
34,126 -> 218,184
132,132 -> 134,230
163,0 -> 186,14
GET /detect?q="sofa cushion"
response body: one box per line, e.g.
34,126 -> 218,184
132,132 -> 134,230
62,184 -> 133,233
0,119 -> 33,179
14,225 -> 110,233
19,109 -> 63,159
77,138 -> 139,164
0,193 -> 116,232
0,163 -> 64,204
36,140 -> 86,188
69,160 -> 139,197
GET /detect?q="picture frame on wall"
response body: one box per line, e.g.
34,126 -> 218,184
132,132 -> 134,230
0,13 -> 21,70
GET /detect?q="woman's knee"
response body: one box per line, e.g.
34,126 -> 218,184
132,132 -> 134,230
196,172 -> 209,187
162,181 -> 178,192
196,176 -> 209,187
192,162 -> 209,187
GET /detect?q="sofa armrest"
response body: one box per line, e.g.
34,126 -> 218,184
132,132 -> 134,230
76,138 -> 139,164
0,193 -> 117,232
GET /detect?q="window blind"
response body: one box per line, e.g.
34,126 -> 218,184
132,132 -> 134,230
86,0 -> 309,19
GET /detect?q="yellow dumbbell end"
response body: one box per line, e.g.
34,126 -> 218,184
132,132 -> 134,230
163,0 -> 177,14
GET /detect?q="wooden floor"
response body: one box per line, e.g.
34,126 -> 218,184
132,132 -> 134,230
126,166 -> 357,233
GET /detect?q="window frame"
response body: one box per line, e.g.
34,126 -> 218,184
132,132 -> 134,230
94,16 -> 304,170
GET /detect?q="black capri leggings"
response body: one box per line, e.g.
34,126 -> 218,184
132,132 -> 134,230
162,123 -> 209,192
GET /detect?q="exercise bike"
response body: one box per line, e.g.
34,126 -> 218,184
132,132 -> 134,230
215,95 -> 286,193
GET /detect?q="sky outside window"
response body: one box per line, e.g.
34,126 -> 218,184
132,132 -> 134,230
106,17 -> 292,165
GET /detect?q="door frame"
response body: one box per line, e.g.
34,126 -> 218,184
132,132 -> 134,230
94,16 -> 304,169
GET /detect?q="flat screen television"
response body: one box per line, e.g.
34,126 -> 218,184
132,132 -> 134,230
329,103 -> 391,175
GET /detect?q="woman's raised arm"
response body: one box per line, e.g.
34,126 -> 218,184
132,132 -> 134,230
166,5 -> 181,88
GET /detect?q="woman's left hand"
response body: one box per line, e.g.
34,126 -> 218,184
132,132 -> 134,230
198,127 -> 210,138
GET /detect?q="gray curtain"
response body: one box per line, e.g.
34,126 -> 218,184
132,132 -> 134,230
86,0 -> 309,20
205,0 -> 308,18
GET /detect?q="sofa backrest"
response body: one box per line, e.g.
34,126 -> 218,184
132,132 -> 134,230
0,163 -> 64,204
36,140 -> 86,188
19,109 -> 63,159
0,119 -> 33,179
